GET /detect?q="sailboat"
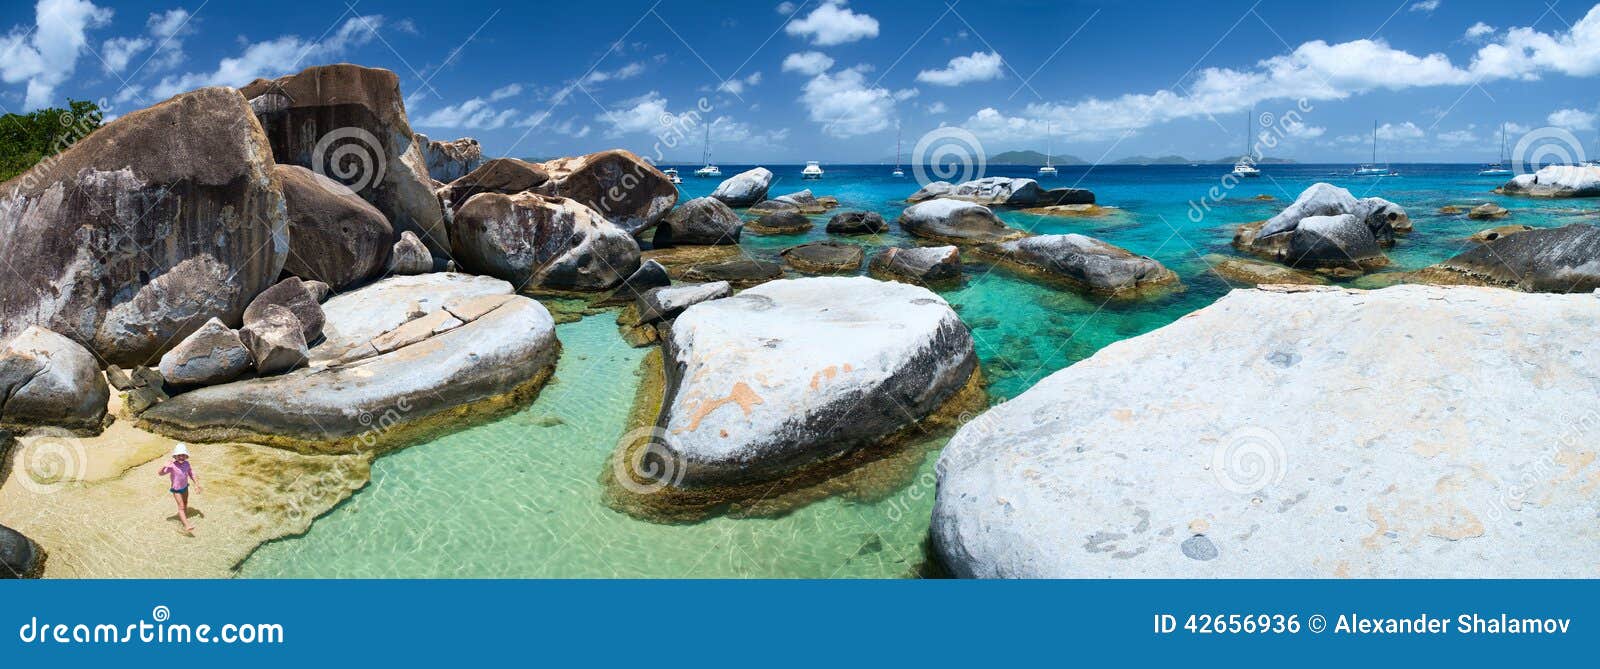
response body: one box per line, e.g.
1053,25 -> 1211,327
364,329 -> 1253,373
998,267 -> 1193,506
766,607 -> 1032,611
1477,123 -> 1513,176
1038,122 -> 1058,177
1230,110 -> 1261,178
693,124 -> 721,178
1353,121 -> 1393,176
891,125 -> 905,178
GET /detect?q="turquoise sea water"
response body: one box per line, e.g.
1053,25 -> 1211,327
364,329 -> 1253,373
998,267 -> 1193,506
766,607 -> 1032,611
240,164 -> 1595,577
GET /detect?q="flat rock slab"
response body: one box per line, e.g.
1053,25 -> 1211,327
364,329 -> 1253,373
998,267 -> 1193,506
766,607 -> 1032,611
652,276 -> 978,488
314,273 -> 512,364
780,242 -> 864,274
933,285 -> 1600,578
141,295 -> 558,453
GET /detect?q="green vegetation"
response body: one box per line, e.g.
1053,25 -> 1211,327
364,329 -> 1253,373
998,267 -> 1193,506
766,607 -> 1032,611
0,99 -> 104,182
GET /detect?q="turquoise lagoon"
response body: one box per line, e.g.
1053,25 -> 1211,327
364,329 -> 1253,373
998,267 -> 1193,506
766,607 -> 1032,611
240,164 -> 1594,577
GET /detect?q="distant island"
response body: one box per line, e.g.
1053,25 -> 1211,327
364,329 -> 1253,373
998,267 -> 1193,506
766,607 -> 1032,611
988,150 -> 1090,166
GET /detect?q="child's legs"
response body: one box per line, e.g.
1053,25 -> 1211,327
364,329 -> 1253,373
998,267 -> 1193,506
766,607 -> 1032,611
172,491 -> 192,528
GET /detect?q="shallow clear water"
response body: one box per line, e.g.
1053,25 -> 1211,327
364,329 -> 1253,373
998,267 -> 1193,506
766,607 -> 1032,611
240,164 -> 1594,577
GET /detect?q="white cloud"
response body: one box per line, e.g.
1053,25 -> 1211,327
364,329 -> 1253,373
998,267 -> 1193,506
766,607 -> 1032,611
916,51 -> 1004,86
782,51 -> 834,76
0,0 -> 114,109
598,91 -> 672,136
1464,22 -> 1495,41
799,65 -> 895,138
101,36 -> 149,74
776,2 -> 796,15
1281,120 -> 1325,139
926,101 -> 947,114
709,115 -> 789,148
149,15 -> 384,100
1436,129 -> 1478,144
489,83 -> 523,101
1409,0 -> 1441,13
142,8 -> 192,70
1375,121 -> 1425,141
414,97 -> 519,130
582,61 -> 645,86
716,71 -> 763,95
785,0 -> 878,46
1505,122 -> 1532,135
961,7 -> 1600,143
1548,107 -> 1598,131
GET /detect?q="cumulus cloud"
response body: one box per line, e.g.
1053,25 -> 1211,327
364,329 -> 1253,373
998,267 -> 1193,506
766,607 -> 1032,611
782,51 -> 834,76
1409,0 -> 1441,13
1281,120 -> 1325,139
960,6 -> 1600,143
785,0 -> 878,46
99,8 -> 193,76
0,0 -> 113,109
1548,107 -> 1598,131
101,36 -> 149,74
489,83 -> 523,101
148,15 -> 384,100
925,101 -> 948,114
414,97 -> 520,130
709,115 -> 789,148
1375,121 -> 1426,141
1436,128 -> 1478,144
716,71 -> 763,95
582,62 -> 645,86
1464,22 -> 1495,41
800,65 -> 895,138
598,91 -> 672,136
776,1 -> 796,15
916,51 -> 1004,86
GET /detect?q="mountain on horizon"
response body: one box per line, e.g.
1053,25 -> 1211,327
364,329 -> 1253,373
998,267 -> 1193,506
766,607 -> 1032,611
987,150 -> 1089,165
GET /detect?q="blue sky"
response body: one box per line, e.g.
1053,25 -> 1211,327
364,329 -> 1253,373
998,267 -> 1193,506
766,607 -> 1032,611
3,0 -> 1599,164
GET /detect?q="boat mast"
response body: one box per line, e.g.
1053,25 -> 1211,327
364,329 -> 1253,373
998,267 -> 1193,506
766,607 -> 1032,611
1244,110 -> 1251,162
1045,122 -> 1053,168
1371,120 -> 1378,166
702,124 -> 711,166
895,125 -> 902,170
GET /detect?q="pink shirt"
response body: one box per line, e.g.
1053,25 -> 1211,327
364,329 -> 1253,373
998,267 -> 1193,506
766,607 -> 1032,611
160,460 -> 193,490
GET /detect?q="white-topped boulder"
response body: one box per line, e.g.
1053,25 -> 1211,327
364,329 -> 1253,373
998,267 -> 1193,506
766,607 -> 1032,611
897,199 -> 1026,244
1497,165 -> 1600,198
709,167 -> 774,207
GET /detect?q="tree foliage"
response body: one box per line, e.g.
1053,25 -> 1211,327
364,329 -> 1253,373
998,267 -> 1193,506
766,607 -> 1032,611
0,99 -> 104,183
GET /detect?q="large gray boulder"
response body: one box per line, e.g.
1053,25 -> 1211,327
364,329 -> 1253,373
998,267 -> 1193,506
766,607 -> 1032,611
535,150 -> 676,235
0,86 -> 289,366
275,164 -> 393,290
239,304 -> 308,375
416,133 -> 484,182
933,284 -> 1600,578
1286,214 -> 1387,269
157,318 -> 252,387
450,192 -> 641,291
0,327 -> 110,434
388,231 -> 434,275
636,282 -> 732,324
897,200 -> 1026,244
311,273 -> 513,364
1421,223 -> 1600,293
243,277 -> 325,343
946,176 -> 1042,206
649,277 -> 978,487
979,234 -> 1179,295
869,246 -> 962,283
1254,183 -> 1409,244
141,294 -> 559,453
652,197 -> 743,246
0,524 -> 44,579
906,181 -> 954,203
826,211 -> 887,235
1497,165 -> 1600,198
709,167 -> 774,207
241,64 -> 449,253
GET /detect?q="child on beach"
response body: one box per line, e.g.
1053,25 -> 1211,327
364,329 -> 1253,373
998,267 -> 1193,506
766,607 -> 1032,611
159,443 -> 200,534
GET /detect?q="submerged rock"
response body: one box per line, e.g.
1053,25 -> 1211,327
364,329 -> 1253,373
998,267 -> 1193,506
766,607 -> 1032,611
1204,255 -> 1326,286
142,295 -> 559,453
826,211 -> 888,235
1468,202 -> 1510,220
648,277 -> 978,487
682,258 -> 785,287
440,158 -> 550,207
897,200 -> 1026,244
780,241 -> 864,274
709,167 -> 774,207
652,197 -> 742,246
242,64 -> 449,252
0,524 -> 44,579
0,86 -> 288,366
157,318 -> 252,387
1417,223 -> 1600,292
869,246 -> 962,283
416,133 -> 484,182
1467,224 -> 1534,244
450,191 -> 640,291
1496,165 -> 1600,198
978,234 -> 1179,295
932,285 -> 1600,577
535,149 -> 676,235
388,231 -> 434,275
275,165 -> 393,290
0,327 -> 110,434
747,210 -> 814,235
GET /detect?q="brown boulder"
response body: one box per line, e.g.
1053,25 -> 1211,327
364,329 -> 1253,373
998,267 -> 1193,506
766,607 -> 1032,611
274,165 -> 392,289
441,158 -> 550,206
450,192 -> 641,291
536,149 -> 677,235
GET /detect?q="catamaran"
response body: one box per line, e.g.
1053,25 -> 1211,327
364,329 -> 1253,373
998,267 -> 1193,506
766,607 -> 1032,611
693,124 -> 721,178
1478,123 -> 1513,176
1230,110 -> 1260,178
801,161 -> 824,179
891,126 -> 905,178
1038,122 -> 1058,177
1353,120 -> 1394,176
